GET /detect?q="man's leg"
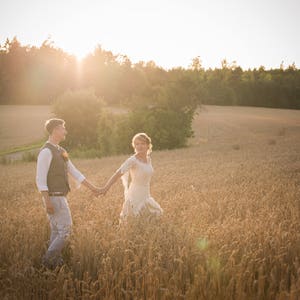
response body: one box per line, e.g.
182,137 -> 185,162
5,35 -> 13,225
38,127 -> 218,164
49,221 -> 59,245
43,196 -> 72,268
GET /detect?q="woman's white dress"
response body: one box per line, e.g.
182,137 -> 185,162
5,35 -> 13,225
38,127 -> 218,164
117,155 -> 163,219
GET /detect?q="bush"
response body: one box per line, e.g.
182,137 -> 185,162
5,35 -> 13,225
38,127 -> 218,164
53,89 -> 104,149
97,111 -> 120,156
97,107 -> 195,155
52,88 -> 197,157
143,108 -> 195,150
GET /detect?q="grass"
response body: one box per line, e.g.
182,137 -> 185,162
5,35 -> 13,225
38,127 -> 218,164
0,140 -> 44,156
0,105 -> 300,299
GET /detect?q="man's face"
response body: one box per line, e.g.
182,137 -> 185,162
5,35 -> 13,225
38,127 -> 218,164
53,124 -> 67,142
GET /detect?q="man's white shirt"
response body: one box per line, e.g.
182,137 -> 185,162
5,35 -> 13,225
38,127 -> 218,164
36,143 -> 85,192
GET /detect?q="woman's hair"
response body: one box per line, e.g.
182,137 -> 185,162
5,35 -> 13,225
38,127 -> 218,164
132,133 -> 153,154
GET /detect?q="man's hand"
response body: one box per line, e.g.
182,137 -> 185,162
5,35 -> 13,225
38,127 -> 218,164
95,187 -> 108,196
41,191 -> 54,214
91,187 -> 106,197
91,186 -> 101,197
45,198 -> 55,214
81,180 -> 103,197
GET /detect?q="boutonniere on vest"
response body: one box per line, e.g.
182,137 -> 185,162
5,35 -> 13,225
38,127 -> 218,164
61,151 -> 69,161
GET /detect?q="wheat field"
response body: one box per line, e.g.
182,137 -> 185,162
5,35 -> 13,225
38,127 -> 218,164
0,105 -> 300,299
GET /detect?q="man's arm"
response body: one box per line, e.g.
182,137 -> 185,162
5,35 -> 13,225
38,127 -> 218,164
81,179 -> 99,194
41,191 -> 54,214
67,160 -> 99,195
36,148 -> 54,214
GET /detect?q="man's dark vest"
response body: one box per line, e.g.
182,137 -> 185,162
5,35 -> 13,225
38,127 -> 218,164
41,142 -> 70,195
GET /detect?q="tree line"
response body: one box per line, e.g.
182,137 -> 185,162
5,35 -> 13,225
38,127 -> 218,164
1,37 -> 299,109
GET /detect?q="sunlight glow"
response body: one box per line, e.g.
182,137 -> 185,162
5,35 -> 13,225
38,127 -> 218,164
0,0 -> 299,69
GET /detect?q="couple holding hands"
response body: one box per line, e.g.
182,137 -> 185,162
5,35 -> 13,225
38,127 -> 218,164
36,118 -> 163,269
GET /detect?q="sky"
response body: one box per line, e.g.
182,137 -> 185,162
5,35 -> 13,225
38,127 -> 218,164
0,0 -> 299,70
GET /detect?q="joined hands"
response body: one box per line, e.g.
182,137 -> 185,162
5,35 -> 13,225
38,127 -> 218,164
91,186 -> 108,197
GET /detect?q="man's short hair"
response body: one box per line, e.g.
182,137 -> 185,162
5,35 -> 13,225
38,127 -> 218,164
44,118 -> 65,134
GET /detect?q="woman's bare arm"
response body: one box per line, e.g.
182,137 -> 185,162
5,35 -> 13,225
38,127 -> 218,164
101,170 -> 123,195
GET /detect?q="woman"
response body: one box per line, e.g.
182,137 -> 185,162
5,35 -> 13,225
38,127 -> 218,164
100,133 -> 163,220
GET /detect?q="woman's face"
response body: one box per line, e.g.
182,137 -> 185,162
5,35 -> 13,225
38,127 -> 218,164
133,138 -> 149,154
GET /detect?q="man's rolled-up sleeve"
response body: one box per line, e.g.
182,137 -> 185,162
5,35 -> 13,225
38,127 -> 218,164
67,160 -> 86,187
36,148 -> 52,192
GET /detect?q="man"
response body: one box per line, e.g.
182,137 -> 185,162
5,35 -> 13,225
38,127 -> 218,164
36,118 -> 99,268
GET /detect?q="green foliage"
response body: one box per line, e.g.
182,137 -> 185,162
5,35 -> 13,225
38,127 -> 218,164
97,111 -> 120,156
0,156 -> 12,165
96,107 -> 195,156
69,148 -> 102,159
2,37 -> 299,159
22,151 -> 38,162
0,37 -> 77,104
127,108 -> 194,150
53,89 -> 104,149
1,37 -> 299,109
0,141 -> 44,156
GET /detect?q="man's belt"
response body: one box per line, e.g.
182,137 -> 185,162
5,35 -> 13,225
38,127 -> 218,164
48,192 -> 66,196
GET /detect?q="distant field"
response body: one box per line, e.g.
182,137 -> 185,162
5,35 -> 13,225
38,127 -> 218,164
0,105 -> 128,153
192,105 -> 300,147
2,104 -> 299,151
0,105 -> 300,298
0,105 -> 52,151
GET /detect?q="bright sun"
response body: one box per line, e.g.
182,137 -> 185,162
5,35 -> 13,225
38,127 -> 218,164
65,43 -> 93,61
